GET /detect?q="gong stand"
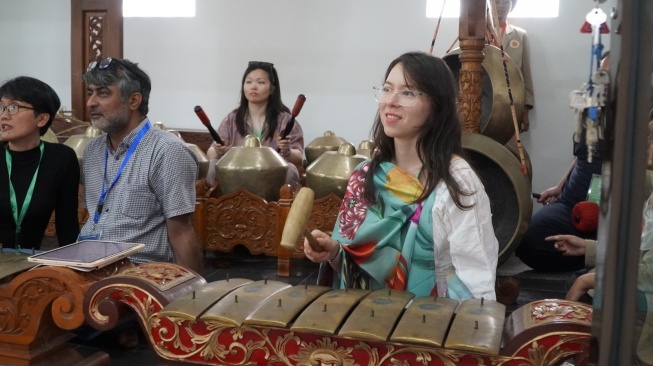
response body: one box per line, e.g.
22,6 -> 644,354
485,0 -> 529,175
457,0 -> 525,306
458,0 -> 486,134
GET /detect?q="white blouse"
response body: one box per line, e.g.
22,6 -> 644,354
432,157 -> 499,300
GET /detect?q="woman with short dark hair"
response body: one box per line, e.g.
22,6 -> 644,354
0,76 -> 80,250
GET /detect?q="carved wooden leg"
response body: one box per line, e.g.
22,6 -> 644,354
0,259 -> 132,365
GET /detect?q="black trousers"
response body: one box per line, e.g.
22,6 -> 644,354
515,200 -> 593,272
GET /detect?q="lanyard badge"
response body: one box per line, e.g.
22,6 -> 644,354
5,142 -> 44,250
91,121 -> 151,232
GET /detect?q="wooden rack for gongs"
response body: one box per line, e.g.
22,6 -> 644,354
444,45 -> 525,145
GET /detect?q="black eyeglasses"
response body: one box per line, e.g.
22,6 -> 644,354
248,61 -> 275,84
87,57 -> 117,72
0,104 -> 37,116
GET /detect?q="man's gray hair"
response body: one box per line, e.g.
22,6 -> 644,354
83,58 -> 151,116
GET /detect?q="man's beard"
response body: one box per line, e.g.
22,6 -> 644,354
91,107 -> 131,135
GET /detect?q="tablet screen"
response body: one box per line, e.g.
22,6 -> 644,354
29,240 -> 142,264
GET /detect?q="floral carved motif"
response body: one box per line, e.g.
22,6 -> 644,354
510,334 -> 591,366
0,277 -> 67,337
86,285 -> 163,330
530,300 -> 593,323
145,318 -> 517,366
204,192 -> 278,255
143,316 -> 592,366
120,263 -> 193,291
0,260 -> 130,345
459,68 -> 483,134
88,16 -> 104,60
308,194 -> 341,232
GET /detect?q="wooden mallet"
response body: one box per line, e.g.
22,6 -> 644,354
280,187 -> 323,252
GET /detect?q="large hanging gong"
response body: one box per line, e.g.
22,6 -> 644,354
462,132 -> 532,265
445,45 -> 525,145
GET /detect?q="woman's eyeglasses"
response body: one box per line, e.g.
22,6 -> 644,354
0,104 -> 36,116
87,57 -> 116,72
373,86 -> 424,107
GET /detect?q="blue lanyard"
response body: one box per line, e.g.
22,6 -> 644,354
93,121 -> 151,225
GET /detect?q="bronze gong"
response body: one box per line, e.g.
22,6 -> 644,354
304,131 -> 349,166
305,143 -> 367,199
462,132 -> 532,265
216,135 -> 288,201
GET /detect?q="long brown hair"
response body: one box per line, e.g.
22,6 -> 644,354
363,52 -> 472,209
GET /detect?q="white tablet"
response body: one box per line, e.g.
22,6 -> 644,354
28,240 -> 144,271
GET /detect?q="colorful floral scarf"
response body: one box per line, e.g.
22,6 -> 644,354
325,161 -> 471,298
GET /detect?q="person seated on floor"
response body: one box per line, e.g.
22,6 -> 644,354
515,113 -> 604,272
515,52 -> 610,273
549,109 -> 653,302
550,196 -> 653,363
550,108 -> 653,364
303,51 -> 499,300
205,61 -> 304,190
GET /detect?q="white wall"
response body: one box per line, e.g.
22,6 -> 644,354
0,0 -> 610,205
1,1 -> 71,108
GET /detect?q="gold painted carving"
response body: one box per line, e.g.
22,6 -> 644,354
120,263 -> 194,291
87,284 -> 162,328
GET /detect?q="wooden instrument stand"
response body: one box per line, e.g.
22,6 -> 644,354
84,262 -> 592,366
0,255 -> 132,366
194,183 -> 342,277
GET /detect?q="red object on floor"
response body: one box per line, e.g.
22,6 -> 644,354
572,201 -> 600,233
